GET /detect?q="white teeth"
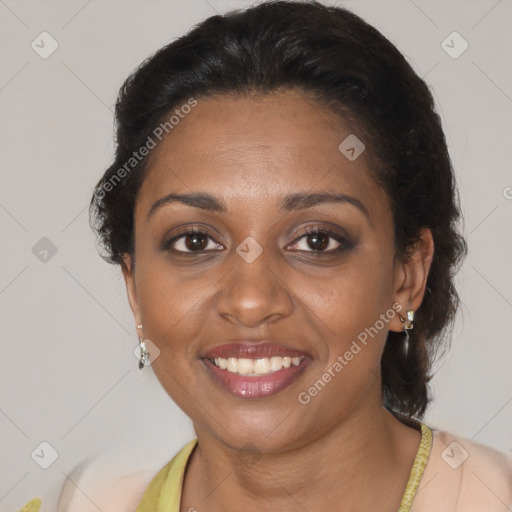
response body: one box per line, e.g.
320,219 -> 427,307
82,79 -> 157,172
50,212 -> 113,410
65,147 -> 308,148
210,356 -> 304,375
227,358 -> 238,372
270,356 -> 283,371
254,358 -> 270,374
237,358 -> 254,375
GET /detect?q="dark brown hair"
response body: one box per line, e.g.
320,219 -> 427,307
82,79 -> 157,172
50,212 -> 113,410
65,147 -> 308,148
89,0 -> 467,419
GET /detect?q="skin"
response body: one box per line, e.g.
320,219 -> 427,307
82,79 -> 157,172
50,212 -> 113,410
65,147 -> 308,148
122,89 -> 434,512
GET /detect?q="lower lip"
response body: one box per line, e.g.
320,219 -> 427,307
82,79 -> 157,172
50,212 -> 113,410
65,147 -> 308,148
202,358 -> 310,399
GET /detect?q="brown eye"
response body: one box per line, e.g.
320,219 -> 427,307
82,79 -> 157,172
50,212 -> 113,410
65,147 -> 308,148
288,226 -> 349,253
183,233 -> 209,251
305,232 -> 330,251
164,228 -> 224,253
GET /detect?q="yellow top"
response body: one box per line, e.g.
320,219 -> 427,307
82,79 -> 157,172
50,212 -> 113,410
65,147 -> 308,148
16,498 -> 42,512
135,422 -> 433,512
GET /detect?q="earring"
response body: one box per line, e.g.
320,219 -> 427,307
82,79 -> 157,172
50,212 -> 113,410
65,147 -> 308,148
136,324 -> 142,329
404,310 -> 414,330
138,337 -> 149,370
399,310 -> 414,357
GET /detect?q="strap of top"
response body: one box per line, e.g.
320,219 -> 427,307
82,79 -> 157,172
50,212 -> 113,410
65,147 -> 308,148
398,423 -> 433,512
135,438 -> 198,512
16,498 -> 42,512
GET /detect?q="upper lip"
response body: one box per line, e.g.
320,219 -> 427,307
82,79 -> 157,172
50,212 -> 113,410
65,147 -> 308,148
202,341 -> 310,360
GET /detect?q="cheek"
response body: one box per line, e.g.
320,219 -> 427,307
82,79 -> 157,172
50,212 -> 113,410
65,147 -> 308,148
135,257 -> 215,358
295,281 -> 392,419
298,251 -> 394,333
293,249 -> 395,384
134,260 -> 213,413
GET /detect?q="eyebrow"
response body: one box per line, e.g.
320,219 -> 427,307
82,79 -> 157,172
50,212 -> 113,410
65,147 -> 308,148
147,190 -> 371,223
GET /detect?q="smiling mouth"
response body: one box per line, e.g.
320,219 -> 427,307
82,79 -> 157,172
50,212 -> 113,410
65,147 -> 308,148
207,355 -> 305,376
200,341 -> 311,398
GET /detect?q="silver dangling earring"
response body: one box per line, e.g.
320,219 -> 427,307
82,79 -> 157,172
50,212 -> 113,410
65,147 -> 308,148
138,338 -> 149,369
136,324 -> 149,370
399,310 -> 414,357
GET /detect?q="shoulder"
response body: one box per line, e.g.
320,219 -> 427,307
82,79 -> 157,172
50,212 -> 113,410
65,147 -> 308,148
411,426 -> 512,512
56,454 -> 156,512
56,439 -> 198,512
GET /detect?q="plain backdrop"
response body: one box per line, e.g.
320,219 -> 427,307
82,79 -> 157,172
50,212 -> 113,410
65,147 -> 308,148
1,0 -> 511,510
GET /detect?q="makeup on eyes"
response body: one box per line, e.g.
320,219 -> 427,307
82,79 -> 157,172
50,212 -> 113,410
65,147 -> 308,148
159,222 -> 357,256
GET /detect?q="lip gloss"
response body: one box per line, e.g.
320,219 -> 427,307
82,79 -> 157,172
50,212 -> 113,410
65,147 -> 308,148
202,357 -> 310,398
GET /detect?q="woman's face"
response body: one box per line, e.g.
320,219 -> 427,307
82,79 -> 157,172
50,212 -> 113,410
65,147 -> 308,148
123,90 -> 428,452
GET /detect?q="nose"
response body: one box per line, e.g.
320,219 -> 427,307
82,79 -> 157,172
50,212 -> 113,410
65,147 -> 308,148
216,245 -> 294,328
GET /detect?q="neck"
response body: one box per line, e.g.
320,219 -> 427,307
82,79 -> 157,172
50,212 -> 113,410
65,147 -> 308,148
182,402 -> 421,512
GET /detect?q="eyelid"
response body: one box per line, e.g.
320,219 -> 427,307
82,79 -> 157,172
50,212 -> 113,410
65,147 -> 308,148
291,224 -> 348,241
163,223 -> 352,254
162,226 -> 223,252
287,225 -> 351,252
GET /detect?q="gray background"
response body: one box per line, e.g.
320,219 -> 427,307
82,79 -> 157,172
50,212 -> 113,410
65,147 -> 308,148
1,0 -> 511,510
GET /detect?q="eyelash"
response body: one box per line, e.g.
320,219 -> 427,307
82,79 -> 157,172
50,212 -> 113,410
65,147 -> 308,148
163,225 -> 350,255
292,225 -> 349,253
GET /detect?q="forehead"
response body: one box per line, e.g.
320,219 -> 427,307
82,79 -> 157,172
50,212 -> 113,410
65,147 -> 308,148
136,90 -> 386,218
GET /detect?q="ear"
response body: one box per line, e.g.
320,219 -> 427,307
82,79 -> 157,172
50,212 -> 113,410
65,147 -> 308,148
389,228 -> 434,332
121,253 -> 142,328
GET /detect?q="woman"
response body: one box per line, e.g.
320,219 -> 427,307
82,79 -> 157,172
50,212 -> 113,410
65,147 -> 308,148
21,1 -> 510,511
